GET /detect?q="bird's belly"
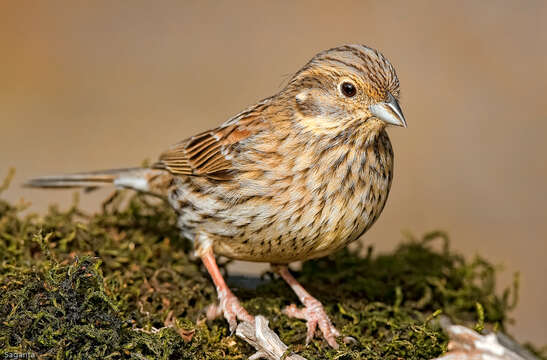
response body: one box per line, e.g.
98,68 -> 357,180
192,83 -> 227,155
209,185 -> 387,263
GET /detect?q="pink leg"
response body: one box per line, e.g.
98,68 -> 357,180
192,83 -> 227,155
201,249 -> 254,332
273,265 -> 340,348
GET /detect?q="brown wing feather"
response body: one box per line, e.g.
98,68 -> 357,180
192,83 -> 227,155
153,131 -> 231,179
153,100 -> 271,180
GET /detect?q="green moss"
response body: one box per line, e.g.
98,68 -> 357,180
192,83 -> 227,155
0,170 -> 543,359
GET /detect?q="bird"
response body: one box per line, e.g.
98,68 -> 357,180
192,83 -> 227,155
26,44 -> 406,349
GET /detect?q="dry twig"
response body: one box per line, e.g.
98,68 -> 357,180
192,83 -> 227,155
236,316 -> 306,360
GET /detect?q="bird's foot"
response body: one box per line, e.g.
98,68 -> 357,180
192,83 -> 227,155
207,288 -> 254,333
283,297 -> 340,349
200,247 -> 254,333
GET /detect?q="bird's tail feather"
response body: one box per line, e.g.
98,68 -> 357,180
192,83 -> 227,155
25,168 -> 172,197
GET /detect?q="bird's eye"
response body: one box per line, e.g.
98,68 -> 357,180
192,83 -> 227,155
340,82 -> 357,97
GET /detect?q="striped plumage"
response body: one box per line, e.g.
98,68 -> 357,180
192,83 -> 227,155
27,45 -> 406,349
163,107 -> 394,263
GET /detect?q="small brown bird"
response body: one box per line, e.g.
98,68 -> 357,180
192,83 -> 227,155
26,44 -> 406,349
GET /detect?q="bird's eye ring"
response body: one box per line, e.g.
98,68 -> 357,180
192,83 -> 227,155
340,82 -> 357,98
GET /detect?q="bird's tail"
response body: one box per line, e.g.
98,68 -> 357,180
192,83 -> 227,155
25,167 -> 173,198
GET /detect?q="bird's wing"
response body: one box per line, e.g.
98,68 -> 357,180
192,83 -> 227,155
153,101 -> 270,180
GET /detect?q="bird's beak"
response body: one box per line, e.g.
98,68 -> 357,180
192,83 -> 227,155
369,93 -> 407,128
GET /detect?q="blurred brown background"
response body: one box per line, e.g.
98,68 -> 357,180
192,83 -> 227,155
1,0 -> 546,344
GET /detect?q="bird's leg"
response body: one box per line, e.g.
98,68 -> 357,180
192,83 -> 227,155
201,249 -> 303,359
273,265 -> 340,349
201,249 -> 254,332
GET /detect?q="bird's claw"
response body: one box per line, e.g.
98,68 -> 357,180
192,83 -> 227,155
283,298 -> 340,349
207,289 -> 254,333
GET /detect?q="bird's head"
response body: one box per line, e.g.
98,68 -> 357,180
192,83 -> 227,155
285,45 -> 406,134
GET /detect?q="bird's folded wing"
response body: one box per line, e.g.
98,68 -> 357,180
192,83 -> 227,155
153,108 -> 266,180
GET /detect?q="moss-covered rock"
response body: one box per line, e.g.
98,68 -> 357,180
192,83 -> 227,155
0,170 -> 543,359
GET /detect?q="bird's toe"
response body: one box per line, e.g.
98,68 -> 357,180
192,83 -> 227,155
218,291 -> 254,333
283,300 -> 340,348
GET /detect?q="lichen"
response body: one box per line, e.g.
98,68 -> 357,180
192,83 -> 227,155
0,170 -> 543,360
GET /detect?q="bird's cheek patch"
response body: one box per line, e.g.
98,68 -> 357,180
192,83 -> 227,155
294,90 -> 346,133
295,90 -> 320,117
295,90 -> 344,118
